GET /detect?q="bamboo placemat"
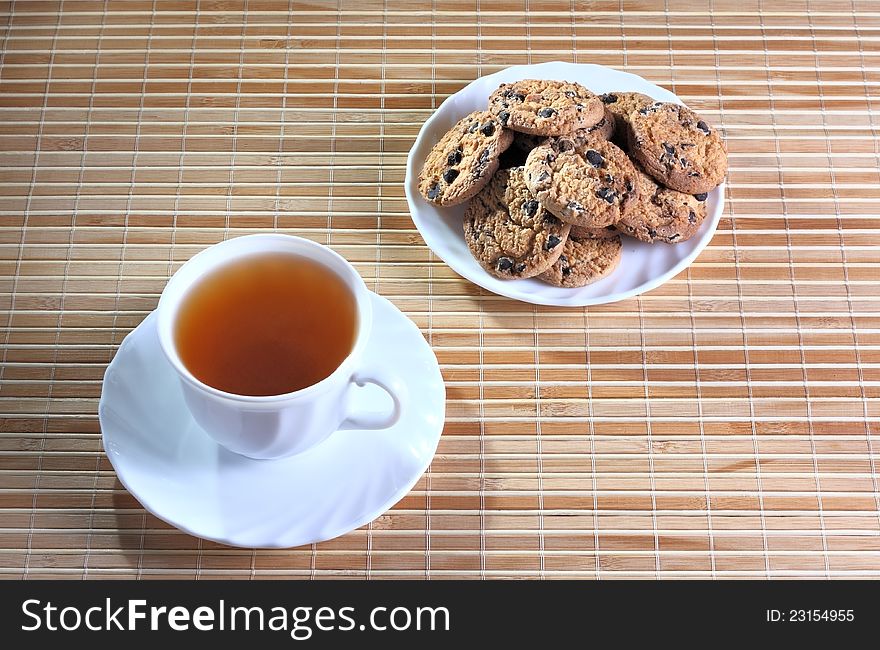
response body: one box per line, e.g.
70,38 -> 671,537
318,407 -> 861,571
1,0 -> 879,579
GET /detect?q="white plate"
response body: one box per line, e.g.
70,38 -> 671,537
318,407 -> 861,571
404,61 -> 724,307
99,292 -> 445,548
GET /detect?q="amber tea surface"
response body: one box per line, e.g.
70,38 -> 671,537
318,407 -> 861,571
174,253 -> 357,396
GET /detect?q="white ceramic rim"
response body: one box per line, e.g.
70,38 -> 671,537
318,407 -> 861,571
404,61 -> 725,307
155,233 -> 373,406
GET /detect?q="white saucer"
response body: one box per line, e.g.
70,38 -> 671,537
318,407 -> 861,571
99,292 -> 445,548
404,61 -> 724,307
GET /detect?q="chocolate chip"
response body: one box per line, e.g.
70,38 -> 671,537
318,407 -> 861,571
497,110 -> 510,125
694,193 -> 707,201
601,93 -> 618,104
480,122 -> 495,136
604,174 -> 614,184
662,143 -> 675,155
586,150 -> 605,167
557,138 -> 575,153
475,148 -> 490,172
468,122 -> 479,133
688,210 -> 697,223
503,89 -> 514,98
536,171 -> 550,183
544,215 -> 560,226
497,257 -> 514,272
538,107 -> 556,118
443,168 -> 459,183
679,157 -> 689,167
688,171 -> 701,177
565,90 -> 576,98
567,200 -> 584,212
588,117 -> 607,132
595,187 -> 616,203
545,235 -> 561,251
697,120 -> 710,134
447,150 -> 462,166
523,199 -> 539,216
650,189 -> 664,205
668,233 -> 680,241
427,184 -> 440,200
515,93 -> 526,102
514,263 -> 527,273
647,228 -> 658,238
625,179 -> 634,193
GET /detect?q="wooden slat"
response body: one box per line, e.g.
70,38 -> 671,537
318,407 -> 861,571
0,0 -> 879,579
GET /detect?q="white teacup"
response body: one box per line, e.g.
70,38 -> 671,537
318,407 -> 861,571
155,234 -> 406,459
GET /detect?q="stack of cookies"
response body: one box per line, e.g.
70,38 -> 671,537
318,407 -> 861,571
417,79 -> 728,288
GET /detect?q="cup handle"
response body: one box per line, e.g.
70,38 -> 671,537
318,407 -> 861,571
338,368 -> 407,431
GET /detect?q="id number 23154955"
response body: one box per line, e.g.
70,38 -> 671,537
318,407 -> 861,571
766,609 -> 854,623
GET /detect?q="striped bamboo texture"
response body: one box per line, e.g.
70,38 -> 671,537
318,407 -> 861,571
1,0 -> 879,579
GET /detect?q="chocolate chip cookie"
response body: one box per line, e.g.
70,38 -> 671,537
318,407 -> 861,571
628,102 -> 728,194
600,91 -> 654,132
488,79 -> 604,136
418,110 -> 514,206
599,91 -> 655,150
538,233 -> 622,288
524,137 -> 638,228
463,167 -> 571,279
615,165 -> 708,243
